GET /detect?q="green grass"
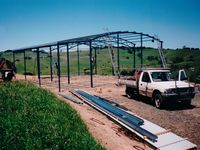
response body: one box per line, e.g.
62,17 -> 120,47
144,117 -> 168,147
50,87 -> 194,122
0,81 -> 104,150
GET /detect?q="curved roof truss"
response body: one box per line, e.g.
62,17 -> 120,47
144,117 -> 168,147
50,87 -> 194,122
11,31 -> 162,52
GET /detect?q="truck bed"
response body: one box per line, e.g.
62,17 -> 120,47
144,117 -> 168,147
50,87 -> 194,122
118,77 -> 137,88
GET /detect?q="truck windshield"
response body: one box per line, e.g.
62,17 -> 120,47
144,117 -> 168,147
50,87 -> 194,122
150,71 -> 174,82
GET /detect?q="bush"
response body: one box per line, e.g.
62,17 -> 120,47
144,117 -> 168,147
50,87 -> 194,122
147,56 -> 155,61
120,69 -> 133,76
171,56 -> 184,64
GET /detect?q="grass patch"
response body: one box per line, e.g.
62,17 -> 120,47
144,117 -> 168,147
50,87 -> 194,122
0,81 -> 104,150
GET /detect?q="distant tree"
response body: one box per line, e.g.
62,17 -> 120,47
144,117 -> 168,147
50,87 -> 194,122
182,45 -> 191,50
4,50 -> 12,53
191,48 -> 195,51
171,56 -> 184,63
182,45 -> 187,49
147,56 -> 155,61
154,56 -> 159,60
186,55 -> 194,61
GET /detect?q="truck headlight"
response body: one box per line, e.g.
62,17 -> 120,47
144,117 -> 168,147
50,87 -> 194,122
164,89 -> 175,94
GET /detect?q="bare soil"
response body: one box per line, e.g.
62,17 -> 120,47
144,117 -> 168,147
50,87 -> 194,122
16,75 -> 200,149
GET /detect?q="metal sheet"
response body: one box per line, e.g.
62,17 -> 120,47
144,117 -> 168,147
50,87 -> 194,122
75,89 -> 158,142
73,89 -> 197,150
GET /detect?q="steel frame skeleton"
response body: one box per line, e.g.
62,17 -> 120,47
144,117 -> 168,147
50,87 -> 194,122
7,31 -> 163,91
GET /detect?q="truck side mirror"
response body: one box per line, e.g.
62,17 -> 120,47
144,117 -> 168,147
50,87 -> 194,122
179,69 -> 187,81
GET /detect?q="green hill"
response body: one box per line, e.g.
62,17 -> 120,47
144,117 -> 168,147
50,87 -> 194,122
1,48 -> 200,81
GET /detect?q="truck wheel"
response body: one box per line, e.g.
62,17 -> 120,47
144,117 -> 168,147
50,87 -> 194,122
154,93 -> 164,109
182,99 -> 191,106
126,87 -> 133,99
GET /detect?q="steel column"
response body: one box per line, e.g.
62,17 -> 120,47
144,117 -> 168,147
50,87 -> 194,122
12,52 -> 15,66
77,44 -> 80,75
111,51 -> 114,76
23,50 -> 26,80
57,44 -> 61,92
67,43 -> 70,84
94,47 -> 97,75
89,41 -> 93,88
140,34 -> 143,68
36,48 -> 41,86
161,41 -> 163,67
117,33 -> 120,72
49,46 -> 53,81
133,44 -> 136,69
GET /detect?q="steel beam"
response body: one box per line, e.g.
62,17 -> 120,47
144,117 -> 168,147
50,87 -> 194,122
133,44 -> 136,69
12,51 -> 15,66
67,43 -> 70,84
117,33 -> 120,72
49,46 -> 53,81
140,34 -> 143,68
36,48 -> 41,86
23,50 -> 26,80
77,44 -> 80,75
94,47 -> 97,75
57,44 -> 61,92
89,40 -> 93,88
161,41 -> 163,67
74,90 -> 158,142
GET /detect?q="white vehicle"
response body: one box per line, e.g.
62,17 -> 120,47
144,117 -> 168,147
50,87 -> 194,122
119,68 -> 196,108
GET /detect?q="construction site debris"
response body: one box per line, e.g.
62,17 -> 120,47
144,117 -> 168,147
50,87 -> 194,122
59,93 -> 83,104
72,89 -> 158,142
72,89 -> 197,150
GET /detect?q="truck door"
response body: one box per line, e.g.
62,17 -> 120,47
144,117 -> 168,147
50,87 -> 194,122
139,72 -> 151,96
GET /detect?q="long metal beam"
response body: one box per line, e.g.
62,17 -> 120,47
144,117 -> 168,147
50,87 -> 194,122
89,40 -> 93,88
66,43 -> 70,84
57,44 -> 61,92
74,90 -> 158,142
133,44 -> 136,69
12,52 -> 15,66
23,50 -> 27,80
140,34 -> 143,68
77,44 -> 80,75
36,48 -> 41,86
49,46 -> 53,81
94,47 -> 97,75
117,33 -> 120,72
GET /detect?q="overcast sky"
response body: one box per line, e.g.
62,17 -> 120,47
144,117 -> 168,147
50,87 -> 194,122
0,0 -> 199,50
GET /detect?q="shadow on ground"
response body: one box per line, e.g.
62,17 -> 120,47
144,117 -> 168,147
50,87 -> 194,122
123,95 -> 197,111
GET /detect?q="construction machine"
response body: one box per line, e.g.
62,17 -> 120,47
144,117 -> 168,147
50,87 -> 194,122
0,58 -> 16,81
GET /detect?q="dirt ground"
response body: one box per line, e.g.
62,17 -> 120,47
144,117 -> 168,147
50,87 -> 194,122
16,75 -> 200,149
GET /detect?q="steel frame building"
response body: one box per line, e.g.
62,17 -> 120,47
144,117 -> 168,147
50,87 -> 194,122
8,31 -> 163,92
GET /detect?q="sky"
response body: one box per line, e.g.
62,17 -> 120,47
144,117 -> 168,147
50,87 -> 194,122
0,0 -> 199,50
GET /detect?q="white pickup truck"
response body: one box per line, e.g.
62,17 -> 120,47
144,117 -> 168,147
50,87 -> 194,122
119,68 -> 196,108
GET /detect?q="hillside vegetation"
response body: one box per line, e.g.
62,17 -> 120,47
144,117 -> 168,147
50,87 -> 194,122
0,81 -> 104,150
1,48 -> 200,80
